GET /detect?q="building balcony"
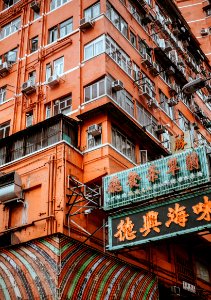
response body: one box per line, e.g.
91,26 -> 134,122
0,114 -> 78,167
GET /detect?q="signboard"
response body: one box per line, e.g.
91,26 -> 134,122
103,146 -> 210,210
107,189 -> 211,250
183,281 -> 196,294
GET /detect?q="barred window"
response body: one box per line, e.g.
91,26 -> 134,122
112,127 -> 135,162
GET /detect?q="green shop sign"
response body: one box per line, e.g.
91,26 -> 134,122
107,189 -> 211,250
103,146 -> 210,210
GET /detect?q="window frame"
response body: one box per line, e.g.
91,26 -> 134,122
0,121 -> 10,139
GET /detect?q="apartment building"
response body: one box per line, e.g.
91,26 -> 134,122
176,0 -> 211,63
0,0 -> 210,299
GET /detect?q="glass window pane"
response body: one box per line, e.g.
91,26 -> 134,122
85,44 -> 93,60
85,86 -> 91,102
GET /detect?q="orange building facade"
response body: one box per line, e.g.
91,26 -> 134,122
0,0 -> 211,299
176,0 -> 211,63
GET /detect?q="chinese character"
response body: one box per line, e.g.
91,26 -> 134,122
147,165 -> 160,183
165,203 -> 189,227
175,135 -> 187,151
140,211 -> 162,237
192,196 -> 211,221
107,176 -> 123,194
114,217 -> 137,241
186,152 -> 200,171
127,171 -> 141,190
167,158 -> 180,176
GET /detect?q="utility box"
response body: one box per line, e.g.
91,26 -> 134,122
0,172 -> 22,204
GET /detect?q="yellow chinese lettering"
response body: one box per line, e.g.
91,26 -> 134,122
114,217 -> 137,241
165,203 -> 189,227
140,211 -> 162,237
192,196 -> 211,221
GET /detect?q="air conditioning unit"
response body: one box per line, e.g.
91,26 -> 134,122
155,124 -> 166,134
140,84 -> 155,100
142,53 -> 152,68
169,83 -> 179,95
47,74 -> 60,87
87,124 -> 101,136
147,98 -> 159,109
201,28 -> 208,36
80,18 -> 94,30
21,79 -> 36,95
0,62 -> 10,75
30,0 -> 40,13
167,97 -> 178,107
149,62 -> 159,76
170,286 -> 180,296
112,80 -> 124,91
0,172 -> 22,204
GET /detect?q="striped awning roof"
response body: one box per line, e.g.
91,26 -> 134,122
0,234 -> 158,300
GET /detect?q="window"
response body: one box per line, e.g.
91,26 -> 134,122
196,262 -> 210,282
46,56 -> 64,80
48,26 -> 58,43
137,103 -> 158,138
159,91 -> 174,119
3,0 -> 19,9
106,2 -> 128,38
138,37 -> 151,57
142,74 -> 155,93
48,18 -> 73,43
87,124 -> 102,149
0,86 -> 7,104
112,127 -> 135,162
161,130 -> 171,151
4,48 -> 18,64
84,78 -> 106,102
28,70 -> 36,83
30,36 -> 38,53
54,57 -> 64,76
0,121 -> 10,139
84,35 -> 105,60
26,111 -> 33,127
84,2 -> 100,20
107,79 -> 134,116
178,112 -> 190,131
133,63 -> 141,81
50,0 -> 67,11
106,35 -> 132,76
128,2 -> 149,30
1,17 -> 21,39
33,10 -> 40,20
53,95 -> 72,115
45,104 -> 51,119
204,6 -> 211,17
130,31 -> 136,48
